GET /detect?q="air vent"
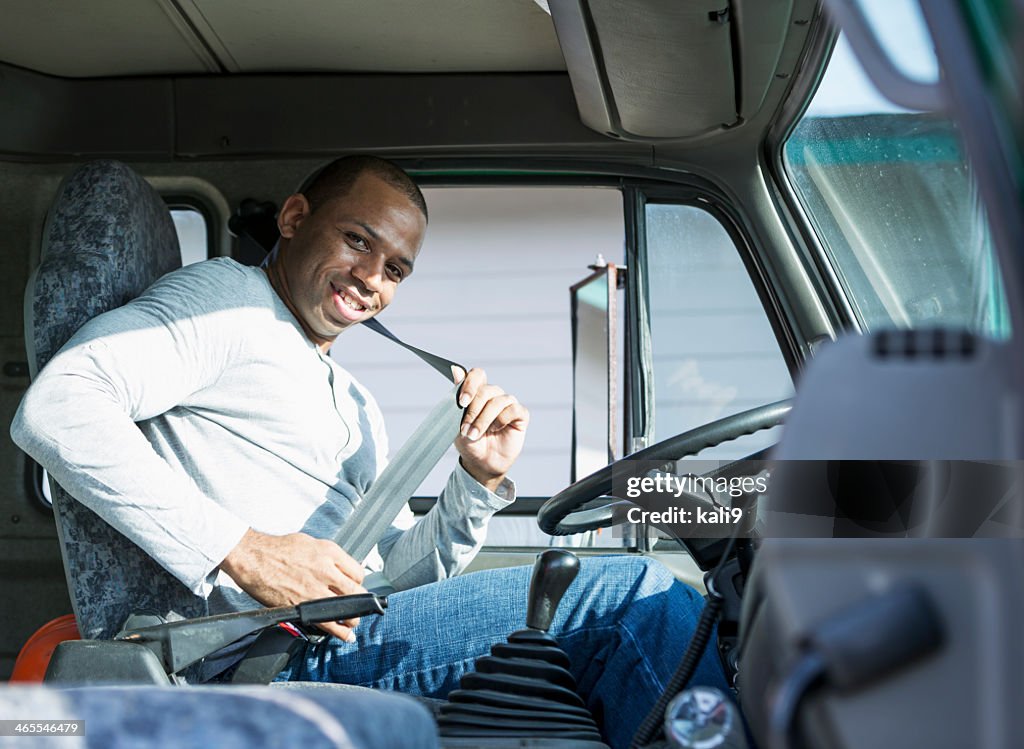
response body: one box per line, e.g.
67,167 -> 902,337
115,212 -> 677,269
872,329 -> 978,361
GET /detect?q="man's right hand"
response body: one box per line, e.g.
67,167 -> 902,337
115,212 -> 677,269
219,528 -> 366,642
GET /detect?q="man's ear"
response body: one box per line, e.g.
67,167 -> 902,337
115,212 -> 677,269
278,193 -> 311,239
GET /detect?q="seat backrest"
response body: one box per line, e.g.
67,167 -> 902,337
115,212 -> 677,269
765,329 -> 1024,537
26,160 -> 206,640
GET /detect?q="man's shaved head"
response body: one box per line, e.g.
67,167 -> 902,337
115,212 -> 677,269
302,155 -> 427,222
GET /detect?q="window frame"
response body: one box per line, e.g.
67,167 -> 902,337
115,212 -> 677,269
763,25 -> 864,336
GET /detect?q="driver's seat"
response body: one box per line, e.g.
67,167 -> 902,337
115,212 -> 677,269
11,159 -> 441,748
23,160 -> 207,647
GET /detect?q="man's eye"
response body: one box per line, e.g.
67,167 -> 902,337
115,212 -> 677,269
387,265 -> 404,282
346,233 -> 368,250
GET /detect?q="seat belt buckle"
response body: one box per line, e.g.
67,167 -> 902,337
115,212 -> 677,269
277,622 -> 311,641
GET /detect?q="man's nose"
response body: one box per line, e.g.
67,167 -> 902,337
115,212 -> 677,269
352,256 -> 385,293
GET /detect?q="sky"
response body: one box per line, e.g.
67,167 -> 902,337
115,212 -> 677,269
807,0 -> 940,117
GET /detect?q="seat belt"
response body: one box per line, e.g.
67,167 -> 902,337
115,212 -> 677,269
229,317 -> 466,683
222,238 -> 470,683
336,319 -> 467,581
361,317 -> 463,382
258,245 -> 468,584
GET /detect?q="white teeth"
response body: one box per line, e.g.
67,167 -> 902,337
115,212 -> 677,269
340,291 -> 364,311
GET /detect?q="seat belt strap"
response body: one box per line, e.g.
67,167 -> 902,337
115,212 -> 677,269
336,319 -> 466,566
259,247 -> 469,573
363,317 -> 464,382
229,626 -> 305,684
222,316 -> 464,680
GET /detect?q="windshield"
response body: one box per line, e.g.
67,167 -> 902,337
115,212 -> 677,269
783,19 -> 1010,339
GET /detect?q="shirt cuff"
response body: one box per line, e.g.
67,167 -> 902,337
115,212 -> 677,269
195,516 -> 251,596
452,460 -> 516,512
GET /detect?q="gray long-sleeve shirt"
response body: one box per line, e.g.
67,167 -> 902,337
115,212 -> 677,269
11,257 -> 513,615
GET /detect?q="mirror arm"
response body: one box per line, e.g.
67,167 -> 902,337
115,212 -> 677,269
824,0 -> 944,112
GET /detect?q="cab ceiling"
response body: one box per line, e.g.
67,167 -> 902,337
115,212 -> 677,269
0,0 -> 566,77
0,1 -> 822,160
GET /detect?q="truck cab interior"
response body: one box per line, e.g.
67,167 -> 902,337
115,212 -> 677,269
0,1 -> 1021,748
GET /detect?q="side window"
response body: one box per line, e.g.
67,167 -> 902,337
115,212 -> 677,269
646,203 -> 792,458
333,186 -> 625,506
169,206 -> 209,266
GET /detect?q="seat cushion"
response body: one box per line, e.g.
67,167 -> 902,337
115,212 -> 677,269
271,681 -> 446,720
0,683 -> 440,749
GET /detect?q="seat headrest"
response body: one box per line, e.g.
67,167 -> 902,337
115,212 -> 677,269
27,160 -> 181,377
764,330 -> 1024,538
775,330 -> 1017,461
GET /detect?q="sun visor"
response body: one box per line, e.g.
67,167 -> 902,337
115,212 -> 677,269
549,0 -> 794,140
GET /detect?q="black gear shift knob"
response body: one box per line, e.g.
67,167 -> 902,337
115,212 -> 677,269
526,549 -> 580,631
440,548 -> 607,746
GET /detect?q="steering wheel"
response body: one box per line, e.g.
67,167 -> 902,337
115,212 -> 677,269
537,400 -> 792,536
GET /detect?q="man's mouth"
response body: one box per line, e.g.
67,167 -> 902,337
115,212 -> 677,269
330,282 -> 369,321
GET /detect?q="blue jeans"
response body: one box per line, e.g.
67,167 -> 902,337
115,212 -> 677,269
277,555 -> 729,749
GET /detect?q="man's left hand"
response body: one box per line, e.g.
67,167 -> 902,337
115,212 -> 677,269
453,368 -> 529,493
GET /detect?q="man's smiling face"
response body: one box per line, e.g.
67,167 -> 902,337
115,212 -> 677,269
270,172 -> 426,350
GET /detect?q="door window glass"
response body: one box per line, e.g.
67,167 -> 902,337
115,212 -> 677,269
646,204 -> 792,459
333,186 -> 624,501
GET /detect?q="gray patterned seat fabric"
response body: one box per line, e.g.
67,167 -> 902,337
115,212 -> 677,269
26,160 -> 205,641
22,160 -> 442,749
0,684 -> 438,749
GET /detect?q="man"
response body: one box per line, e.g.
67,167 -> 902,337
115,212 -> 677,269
12,156 -> 726,749
215,156 -> 531,644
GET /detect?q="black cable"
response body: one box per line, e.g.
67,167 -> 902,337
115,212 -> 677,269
708,527 -> 740,592
767,652 -> 826,749
629,595 -> 723,749
629,521 -> 742,749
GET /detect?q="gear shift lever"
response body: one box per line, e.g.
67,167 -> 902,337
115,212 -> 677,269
526,549 -> 580,632
438,550 -> 609,747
